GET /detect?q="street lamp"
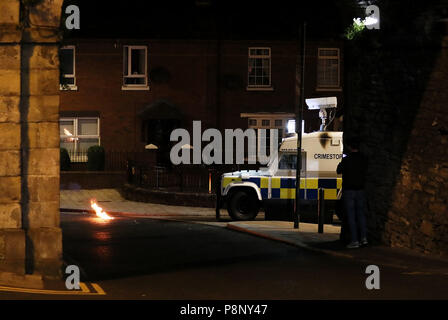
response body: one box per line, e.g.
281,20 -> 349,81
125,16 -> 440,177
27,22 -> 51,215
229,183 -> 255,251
346,5 -> 381,40
181,144 -> 194,149
145,144 -> 159,150
364,5 -> 380,30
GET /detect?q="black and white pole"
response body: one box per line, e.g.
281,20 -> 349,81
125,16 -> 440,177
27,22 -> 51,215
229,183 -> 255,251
294,22 -> 306,229
318,188 -> 325,233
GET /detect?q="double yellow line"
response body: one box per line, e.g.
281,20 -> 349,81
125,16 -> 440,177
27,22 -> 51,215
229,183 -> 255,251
0,282 -> 106,296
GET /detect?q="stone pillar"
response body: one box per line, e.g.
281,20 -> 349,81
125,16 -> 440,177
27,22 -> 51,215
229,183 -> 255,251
0,0 -> 64,279
0,0 -> 26,276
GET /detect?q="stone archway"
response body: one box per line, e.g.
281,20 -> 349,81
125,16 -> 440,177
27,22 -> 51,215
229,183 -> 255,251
0,0 -> 64,282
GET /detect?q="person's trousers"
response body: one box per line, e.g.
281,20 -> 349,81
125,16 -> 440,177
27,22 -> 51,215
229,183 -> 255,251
343,189 -> 367,243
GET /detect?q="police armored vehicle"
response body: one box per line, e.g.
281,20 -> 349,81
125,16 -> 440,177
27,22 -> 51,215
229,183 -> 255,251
217,97 -> 343,221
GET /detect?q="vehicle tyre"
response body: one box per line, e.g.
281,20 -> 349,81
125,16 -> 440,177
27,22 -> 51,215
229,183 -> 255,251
264,207 -> 275,220
227,190 -> 260,221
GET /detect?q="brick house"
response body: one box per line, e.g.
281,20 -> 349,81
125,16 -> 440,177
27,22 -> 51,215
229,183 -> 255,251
59,37 -> 344,167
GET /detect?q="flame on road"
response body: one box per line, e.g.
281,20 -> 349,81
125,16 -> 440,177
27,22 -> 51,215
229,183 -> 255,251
90,200 -> 114,220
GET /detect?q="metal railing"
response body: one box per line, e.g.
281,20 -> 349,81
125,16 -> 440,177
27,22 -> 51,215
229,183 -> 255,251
65,149 -> 148,171
66,149 -> 88,163
127,162 -> 260,194
64,148 -> 261,193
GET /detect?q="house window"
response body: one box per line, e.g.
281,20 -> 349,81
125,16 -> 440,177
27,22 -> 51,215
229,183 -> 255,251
246,116 -> 290,161
261,119 -> 270,127
248,47 -> 271,88
60,46 -> 77,90
248,119 -> 258,127
123,45 -> 148,90
317,48 -> 340,88
60,117 -> 100,162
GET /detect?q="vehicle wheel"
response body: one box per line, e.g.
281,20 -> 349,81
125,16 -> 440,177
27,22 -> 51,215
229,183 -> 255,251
264,208 -> 274,221
227,190 -> 260,221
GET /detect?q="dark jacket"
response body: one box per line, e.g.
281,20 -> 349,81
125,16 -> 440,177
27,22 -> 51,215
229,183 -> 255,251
336,152 -> 368,190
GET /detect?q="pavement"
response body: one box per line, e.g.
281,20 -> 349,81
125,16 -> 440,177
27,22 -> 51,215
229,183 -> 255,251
60,188 -> 448,276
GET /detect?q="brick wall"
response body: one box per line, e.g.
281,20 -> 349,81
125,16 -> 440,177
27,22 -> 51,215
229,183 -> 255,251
60,38 -> 344,154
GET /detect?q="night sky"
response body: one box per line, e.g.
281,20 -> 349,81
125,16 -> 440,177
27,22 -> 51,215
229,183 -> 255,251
62,0 -> 363,39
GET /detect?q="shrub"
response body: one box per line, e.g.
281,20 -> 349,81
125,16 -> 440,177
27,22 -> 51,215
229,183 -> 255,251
87,145 -> 105,171
60,148 -> 71,171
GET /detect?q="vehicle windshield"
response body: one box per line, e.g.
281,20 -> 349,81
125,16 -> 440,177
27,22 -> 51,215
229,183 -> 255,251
278,153 -> 297,170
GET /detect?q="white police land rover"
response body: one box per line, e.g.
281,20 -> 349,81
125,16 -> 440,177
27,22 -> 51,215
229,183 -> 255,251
217,97 -> 343,221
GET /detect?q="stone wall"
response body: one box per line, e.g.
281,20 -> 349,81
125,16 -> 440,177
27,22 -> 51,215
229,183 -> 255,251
344,17 -> 448,257
386,31 -> 448,256
0,0 -> 64,278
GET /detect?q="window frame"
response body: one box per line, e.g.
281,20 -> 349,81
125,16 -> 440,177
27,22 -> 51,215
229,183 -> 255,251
60,45 -> 77,91
244,114 -> 293,163
122,45 -> 149,90
248,118 -> 258,127
60,117 -> 101,162
261,119 -> 271,127
316,47 -> 341,89
247,47 -> 272,90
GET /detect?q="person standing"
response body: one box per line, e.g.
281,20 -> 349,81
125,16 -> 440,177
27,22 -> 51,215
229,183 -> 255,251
337,138 -> 369,249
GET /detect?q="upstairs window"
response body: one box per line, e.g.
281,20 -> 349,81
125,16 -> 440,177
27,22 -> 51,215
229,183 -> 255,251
317,48 -> 340,88
248,47 -> 271,88
60,46 -> 77,90
123,45 -> 148,90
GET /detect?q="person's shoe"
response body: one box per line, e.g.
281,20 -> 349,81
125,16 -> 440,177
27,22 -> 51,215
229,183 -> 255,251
361,238 -> 368,246
346,241 -> 360,249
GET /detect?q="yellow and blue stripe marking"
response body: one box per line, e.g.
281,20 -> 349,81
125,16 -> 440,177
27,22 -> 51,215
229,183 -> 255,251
222,176 -> 342,200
